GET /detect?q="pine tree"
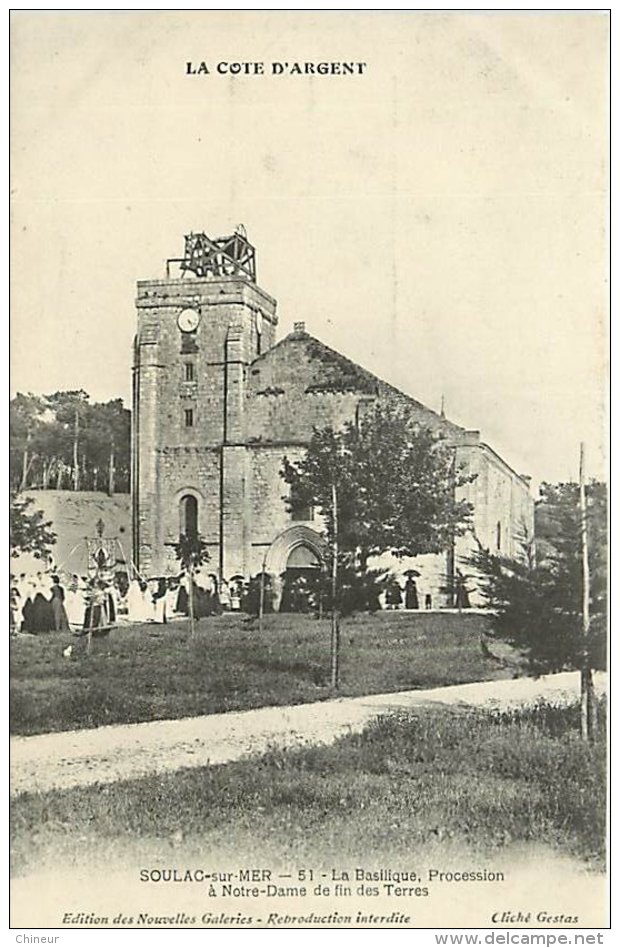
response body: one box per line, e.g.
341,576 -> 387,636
470,481 -> 607,675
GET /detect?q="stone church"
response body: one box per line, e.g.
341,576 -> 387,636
132,229 -> 534,608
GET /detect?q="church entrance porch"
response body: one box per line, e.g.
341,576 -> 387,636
263,525 -> 327,612
280,544 -> 323,613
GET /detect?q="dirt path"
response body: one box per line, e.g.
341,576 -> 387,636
10,671 -> 606,797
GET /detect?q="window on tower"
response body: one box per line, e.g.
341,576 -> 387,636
180,333 -> 199,355
185,362 -> 195,382
184,408 -> 194,428
180,494 -> 198,541
496,521 -> 502,551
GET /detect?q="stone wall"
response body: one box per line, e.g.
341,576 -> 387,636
16,490 -> 131,577
454,440 -> 534,605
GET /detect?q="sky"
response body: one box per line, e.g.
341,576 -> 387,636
10,10 -> 609,488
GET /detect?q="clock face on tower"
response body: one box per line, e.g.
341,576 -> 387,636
177,308 -> 201,333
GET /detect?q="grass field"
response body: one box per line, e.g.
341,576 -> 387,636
10,700 -> 606,879
9,611 -> 504,736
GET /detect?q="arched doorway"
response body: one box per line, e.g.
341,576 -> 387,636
264,525 -> 327,612
281,543 -> 323,612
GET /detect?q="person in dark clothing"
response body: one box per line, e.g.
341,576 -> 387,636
32,576 -> 54,633
176,582 -> 188,615
455,570 -> 471,610
21,593 -> 35,633
385,579 -> 403,610
106,589 -> 116,623
50,575 -> 70,632
404,577 -> 419,610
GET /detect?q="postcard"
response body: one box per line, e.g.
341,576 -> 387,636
9,10 -> 609,931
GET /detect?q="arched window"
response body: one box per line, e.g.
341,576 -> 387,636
180,494 -> 198,540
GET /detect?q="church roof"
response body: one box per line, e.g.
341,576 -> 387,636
251,326 -> 464,435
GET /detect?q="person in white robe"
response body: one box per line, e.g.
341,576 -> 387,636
126,578 -> 153,624
108,580 -> 121,624
230,579 -> 242,612
165,579 -> 179,621
219,579 -> 231,612
10,582 -> 22,633
64,575 -> 85,629
126,579 -> 143,623
152,579 -> 166,623
14,574 -> 29,630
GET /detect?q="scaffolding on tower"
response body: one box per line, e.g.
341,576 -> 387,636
166,225 -> 256,281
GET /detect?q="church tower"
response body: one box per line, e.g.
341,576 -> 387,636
132,229 -> 277,578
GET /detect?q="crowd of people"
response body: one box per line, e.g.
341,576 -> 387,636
9,566 -> 247,636
9,566 -> 473,635
10,571 -> 119,636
